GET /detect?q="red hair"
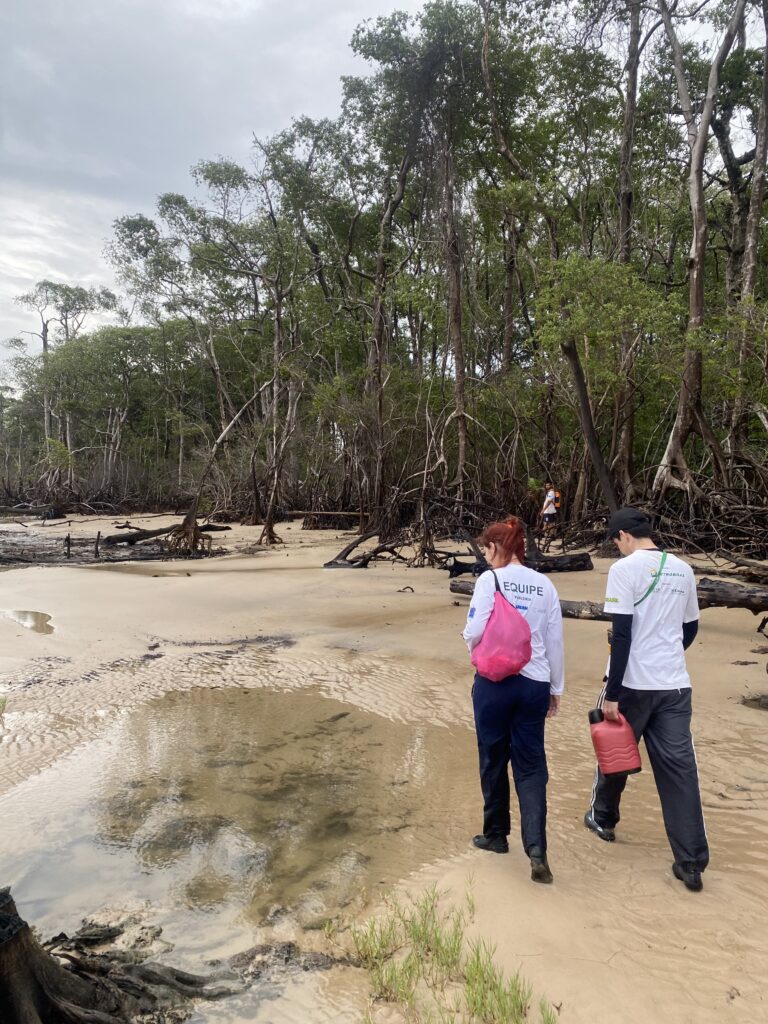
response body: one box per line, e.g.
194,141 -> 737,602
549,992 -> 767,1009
477,516 -> 526,566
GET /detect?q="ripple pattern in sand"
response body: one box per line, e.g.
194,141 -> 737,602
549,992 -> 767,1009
0,637 -> 473,793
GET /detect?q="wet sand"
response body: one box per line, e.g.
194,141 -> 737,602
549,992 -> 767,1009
1,515 -> 767,1023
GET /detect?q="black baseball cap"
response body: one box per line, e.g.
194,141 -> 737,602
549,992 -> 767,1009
606,507 -> 652,539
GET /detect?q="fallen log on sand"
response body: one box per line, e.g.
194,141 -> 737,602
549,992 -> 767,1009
691,564 -> 768,586
103,523 -> 231,546
450,577 -> 768,617
528,550 -> 593,573
444,550 -> 593,577
558,600 -> 611,621
696,578 -> 768,613
449,579 -> 610,620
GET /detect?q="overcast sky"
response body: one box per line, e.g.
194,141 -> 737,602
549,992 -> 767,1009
0,0 -> 425,346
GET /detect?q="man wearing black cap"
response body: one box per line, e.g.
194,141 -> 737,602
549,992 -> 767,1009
584,507 -> 709,892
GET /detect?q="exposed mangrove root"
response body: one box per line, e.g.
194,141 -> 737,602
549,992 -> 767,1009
323,512 -> 593,575
165,522 -> 212,557
0,887 -> 243,1024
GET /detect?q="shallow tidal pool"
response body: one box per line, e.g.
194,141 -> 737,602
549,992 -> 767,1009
2,685 -> 477,1021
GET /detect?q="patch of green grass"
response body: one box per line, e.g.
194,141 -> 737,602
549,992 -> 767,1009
370,951 -> 421,1004
351,911 -> 402,970
463,938 -> 532,1023
350,886 -> 557,1024
538,996 -> 559,1024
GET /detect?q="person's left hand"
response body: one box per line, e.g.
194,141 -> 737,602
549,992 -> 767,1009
546,695 -> 560,718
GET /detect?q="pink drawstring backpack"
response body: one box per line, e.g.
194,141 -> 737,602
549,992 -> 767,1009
471,571 -> 532,682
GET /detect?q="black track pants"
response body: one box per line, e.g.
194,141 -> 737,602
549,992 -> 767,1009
591,686 -> 709,871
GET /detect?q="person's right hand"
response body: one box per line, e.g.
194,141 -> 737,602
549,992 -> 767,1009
546,695 -> 560,718
602,699 -> 620,722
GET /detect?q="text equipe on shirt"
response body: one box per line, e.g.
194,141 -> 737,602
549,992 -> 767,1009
501,580 -> 544,597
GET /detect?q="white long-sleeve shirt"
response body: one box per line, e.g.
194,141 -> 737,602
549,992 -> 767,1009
541,489 -> 557,515
462,565 -> 565,695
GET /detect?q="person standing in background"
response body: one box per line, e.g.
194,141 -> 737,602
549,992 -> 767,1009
540,482 -> 558,551
584,507 -> 709,892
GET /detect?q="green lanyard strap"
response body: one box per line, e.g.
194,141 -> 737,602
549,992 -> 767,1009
634,551 -> 667,607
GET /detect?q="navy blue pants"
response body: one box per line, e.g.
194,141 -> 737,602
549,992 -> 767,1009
472,672 -> 550,854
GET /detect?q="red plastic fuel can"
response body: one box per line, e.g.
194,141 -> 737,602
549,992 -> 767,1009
588,708 -> 642,776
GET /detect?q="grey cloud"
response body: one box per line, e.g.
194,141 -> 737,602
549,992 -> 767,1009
0,0 -> 424,344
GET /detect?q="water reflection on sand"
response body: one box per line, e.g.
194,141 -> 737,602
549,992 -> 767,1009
4,609 -> 54,633
2,685 -> 477,1018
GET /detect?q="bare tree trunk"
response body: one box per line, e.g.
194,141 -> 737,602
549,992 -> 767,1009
560,338 -> 619,512
259,381 -> 301,545
653,0 -> 747,497
170,384 -> 267,555
178,423 -> 185,490
617,1 -> 641,267
731,0 -> 768,446
712,87 -> 751,310
367,169 -> 420,514
571,444 -> 590,519
248,448 -> 264,522
741,0 -> 768,300
206,325 -> 233,436
613,0 -> 641,500
369,198 -> 393,516
272,282 -> 284,471
443,143 -> 468,498
501,211 -> 520,372
105,409 -> 127,494
65,412 -> 75,491
363,74 -> 429,524
41,322 -> 52,441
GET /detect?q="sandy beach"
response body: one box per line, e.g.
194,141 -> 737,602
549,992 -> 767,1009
1,516 -> 767,1023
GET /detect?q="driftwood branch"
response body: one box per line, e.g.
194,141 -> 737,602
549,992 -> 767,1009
323,530 -> 380,568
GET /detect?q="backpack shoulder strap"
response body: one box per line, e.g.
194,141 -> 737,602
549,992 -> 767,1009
634,551 -> 667,607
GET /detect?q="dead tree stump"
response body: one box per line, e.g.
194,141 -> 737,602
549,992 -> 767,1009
0,887 -> 244,1023
0,886 -> 136,1023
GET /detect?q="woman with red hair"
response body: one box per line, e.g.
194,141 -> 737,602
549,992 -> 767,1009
462,516 -> 564,883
